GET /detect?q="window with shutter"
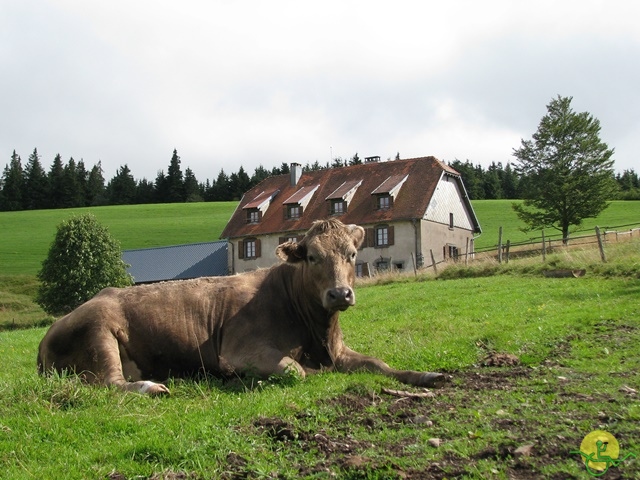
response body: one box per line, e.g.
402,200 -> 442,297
374,225 -> 394,247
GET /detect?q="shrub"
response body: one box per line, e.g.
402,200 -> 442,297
37,214 -> 132,316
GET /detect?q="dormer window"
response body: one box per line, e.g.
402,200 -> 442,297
326,180 -> 362,215
371,174 -> 408,210
283,185 -> 319,220
242,189 -> 279,223
287,205 -> 302,219
246,209 -> 261,224
377,194 -> 391,210
331,199 -> 346,215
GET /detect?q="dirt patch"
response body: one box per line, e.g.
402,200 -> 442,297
481,352 -> 521,367
213,342 -> 640,479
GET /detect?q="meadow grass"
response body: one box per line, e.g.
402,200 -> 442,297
0,200 -> 639,477
0,202 -> 237,276
1,200 -> 638,275
1,269 -> 639,478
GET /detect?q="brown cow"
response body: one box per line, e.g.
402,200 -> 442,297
37,219 -> 445,395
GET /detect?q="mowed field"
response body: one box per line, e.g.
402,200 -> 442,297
1,200 -> 639,276
0,202 -> 237,276
0,201 -> 639,478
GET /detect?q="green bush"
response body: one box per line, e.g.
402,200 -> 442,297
36,214 -> 132,316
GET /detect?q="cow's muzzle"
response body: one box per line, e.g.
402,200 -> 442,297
325,287 -> 355,311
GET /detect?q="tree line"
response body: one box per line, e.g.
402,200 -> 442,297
1,147 -> 638,212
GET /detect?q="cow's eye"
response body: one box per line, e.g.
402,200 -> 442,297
307,255 -> 316,263
348,252 -> 356,262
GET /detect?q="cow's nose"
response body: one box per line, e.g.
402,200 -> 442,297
326,287 -> 355,311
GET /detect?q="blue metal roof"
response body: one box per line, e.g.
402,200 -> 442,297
123,241 -> 228,284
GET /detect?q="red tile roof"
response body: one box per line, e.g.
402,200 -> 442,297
221,156 -> 477,239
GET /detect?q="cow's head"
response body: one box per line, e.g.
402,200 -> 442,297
276,219 -> 365,312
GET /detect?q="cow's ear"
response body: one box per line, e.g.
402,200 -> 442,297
349,225 -> 365,249
276,241 -> 306,263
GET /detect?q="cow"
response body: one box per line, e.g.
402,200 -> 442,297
37,219 -> 445,395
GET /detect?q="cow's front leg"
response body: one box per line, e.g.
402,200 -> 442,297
334,346 -> 446,388
221,348 -> 307,380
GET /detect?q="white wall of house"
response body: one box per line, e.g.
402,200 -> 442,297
357,221 -> 416,274
424,175 -> 475,230
229,232 -> 304,273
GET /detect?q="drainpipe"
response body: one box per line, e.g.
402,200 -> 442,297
411,219 -> 423,268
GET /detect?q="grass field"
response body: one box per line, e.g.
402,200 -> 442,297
0,200 -> 639,478
1,270 -> 639,478
471,199 -> 640,251
1,200 -> 638,276
0,202 -> 237,276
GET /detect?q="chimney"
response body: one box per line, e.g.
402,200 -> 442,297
290,163 -> 302,186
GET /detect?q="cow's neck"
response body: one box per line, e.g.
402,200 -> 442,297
285,265 -> 345,364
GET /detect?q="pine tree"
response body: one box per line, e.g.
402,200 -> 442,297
349,153 -> 362,166
62,157 -> 83,207
24,148 -> 49,210
154,170 -> 168,203
211,169 -> 231,201
184,167 -> 202,202
106,165 -> 137,205
0,150 -> 24,211
86,162 -> 106,205
166,149 -> 185,203
48,154 -> 66,209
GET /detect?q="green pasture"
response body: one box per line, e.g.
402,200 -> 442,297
1,200 -> 638,276
0,202 -> 237,276
471,199 -> 640,250
0,198 -> 639,477
1,272 -> 639,478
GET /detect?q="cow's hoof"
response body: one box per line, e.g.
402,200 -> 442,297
138,381 -> 171,396
419,372 -> 447,388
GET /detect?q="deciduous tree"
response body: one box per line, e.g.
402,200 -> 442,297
512,95 -> 616,242
37,214 -> 132,315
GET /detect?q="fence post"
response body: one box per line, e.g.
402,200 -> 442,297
595,226 -> 607,263
497,226 -> 503,264
410,253 -> 417,276
541,229 -> 546,262
505,240 -> 511,264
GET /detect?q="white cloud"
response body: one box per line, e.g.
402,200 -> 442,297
1,0 -> 638,181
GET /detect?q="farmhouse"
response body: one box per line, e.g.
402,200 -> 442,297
221,156 -> 481,275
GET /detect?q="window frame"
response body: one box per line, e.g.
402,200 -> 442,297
375,225 -> 389,247
377,194 -> 391,210
331,199 -> 346,215
287,204 -> 302,219
246,209 -> 261,224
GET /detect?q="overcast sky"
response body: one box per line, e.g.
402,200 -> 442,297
2,0 -> 638,183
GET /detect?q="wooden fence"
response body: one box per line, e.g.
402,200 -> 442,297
475,223 -> 640,264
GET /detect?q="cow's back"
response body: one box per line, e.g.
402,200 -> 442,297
38,272 -> 265,380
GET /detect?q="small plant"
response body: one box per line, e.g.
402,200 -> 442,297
36,214 -> 132,316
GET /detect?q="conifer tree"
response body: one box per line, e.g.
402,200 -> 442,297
0,150 -> 24,211
48,154 -> 66,209
23,148 -> 49,210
